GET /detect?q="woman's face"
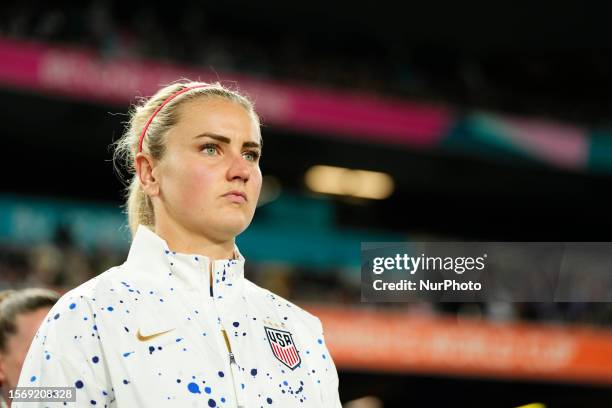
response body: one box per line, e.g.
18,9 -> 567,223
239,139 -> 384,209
0,307 -> 50,393
152,97 -> 262,243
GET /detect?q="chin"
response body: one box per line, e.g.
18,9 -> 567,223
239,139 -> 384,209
207,216 -> 251,240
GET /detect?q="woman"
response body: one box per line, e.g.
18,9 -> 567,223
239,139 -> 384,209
0,288 -> 59,408
16,81 -> 341,407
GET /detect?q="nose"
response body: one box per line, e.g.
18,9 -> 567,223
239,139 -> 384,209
226,153 -> 250,182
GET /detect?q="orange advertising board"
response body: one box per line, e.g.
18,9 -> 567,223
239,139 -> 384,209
307,306 -> 612,385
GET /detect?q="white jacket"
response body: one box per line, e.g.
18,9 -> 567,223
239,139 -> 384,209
16,226 -> 341,407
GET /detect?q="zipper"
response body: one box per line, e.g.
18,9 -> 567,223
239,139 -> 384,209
222,329 -> 246,407
209,260 -> 246,407
209,261 -> 214,297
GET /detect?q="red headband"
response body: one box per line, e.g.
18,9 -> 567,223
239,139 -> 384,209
138,84 -> 211,153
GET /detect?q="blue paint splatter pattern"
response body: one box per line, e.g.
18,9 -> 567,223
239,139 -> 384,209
13,226 -> 341,407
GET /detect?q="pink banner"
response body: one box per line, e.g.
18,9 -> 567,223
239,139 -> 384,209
498,115 -> 588,169
0,38 -> 451,147
468,113 -> 589,169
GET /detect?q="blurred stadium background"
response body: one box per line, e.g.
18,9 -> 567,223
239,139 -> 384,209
2,2 -> 612,406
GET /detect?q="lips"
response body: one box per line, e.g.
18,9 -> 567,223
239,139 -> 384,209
223,190 -> 247,203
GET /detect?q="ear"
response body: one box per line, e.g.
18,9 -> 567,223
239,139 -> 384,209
135,153 -> 160,197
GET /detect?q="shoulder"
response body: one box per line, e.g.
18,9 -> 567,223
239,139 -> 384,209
243,279 -> 323,333
38,264 -> 130,337
53,264 -> 126,307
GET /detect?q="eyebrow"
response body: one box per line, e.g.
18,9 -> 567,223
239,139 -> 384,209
194,132 -> 262,149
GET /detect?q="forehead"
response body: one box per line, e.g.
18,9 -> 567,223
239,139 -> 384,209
171,97 -> 260,143
14,307 -> 50,335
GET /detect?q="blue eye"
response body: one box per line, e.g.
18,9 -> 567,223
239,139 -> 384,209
243,151 -> 260,162
202,144 -> 218,156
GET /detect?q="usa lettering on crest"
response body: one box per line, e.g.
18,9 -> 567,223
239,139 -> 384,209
264,326 -> 301,369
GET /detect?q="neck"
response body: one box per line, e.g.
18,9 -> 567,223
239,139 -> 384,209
152,222 -> 236,260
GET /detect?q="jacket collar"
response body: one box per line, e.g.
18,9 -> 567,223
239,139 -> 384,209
125,225 -> 245,297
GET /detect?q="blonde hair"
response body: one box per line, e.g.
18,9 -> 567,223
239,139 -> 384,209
113,80 -> 259,236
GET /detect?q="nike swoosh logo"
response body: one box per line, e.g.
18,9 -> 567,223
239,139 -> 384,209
136,328 -> 174,341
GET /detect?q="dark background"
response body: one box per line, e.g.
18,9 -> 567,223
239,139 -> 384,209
2,2 -> 612,406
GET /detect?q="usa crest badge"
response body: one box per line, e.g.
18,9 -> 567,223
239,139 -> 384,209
264,326 -> 301,369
